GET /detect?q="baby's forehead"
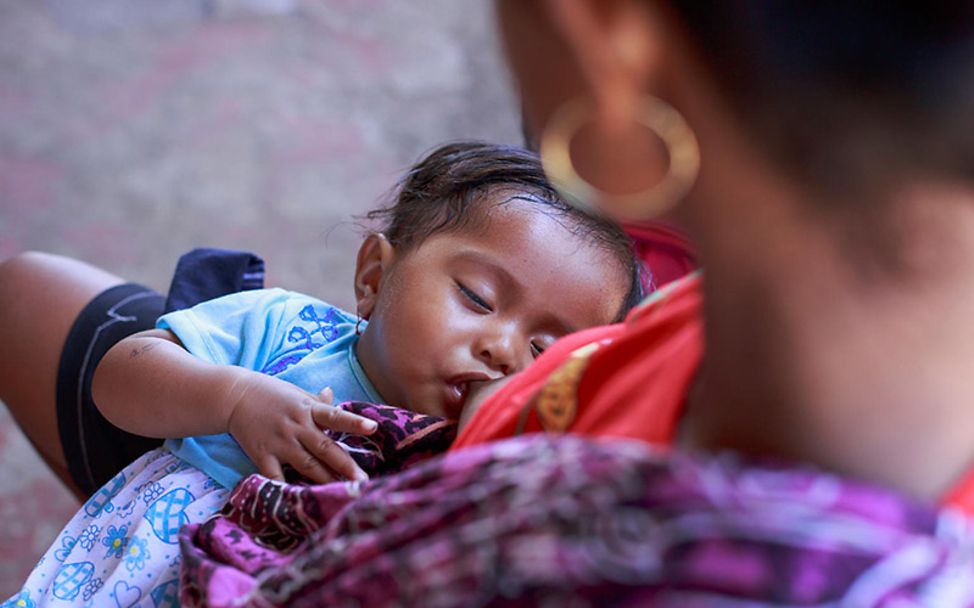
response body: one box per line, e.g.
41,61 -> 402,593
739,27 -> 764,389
440,196 -> 621,275
450,188 -> 584,238
435,192 -> 623,279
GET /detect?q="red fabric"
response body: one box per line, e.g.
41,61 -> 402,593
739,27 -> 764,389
943,468 -> 974,514
625,221 -> 697,290
453,272 -> 974,516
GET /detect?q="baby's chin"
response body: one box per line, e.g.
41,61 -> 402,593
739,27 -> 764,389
396,388 -> 451,420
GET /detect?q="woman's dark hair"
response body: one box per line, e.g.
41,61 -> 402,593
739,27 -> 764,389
366,141 -> 643,319
670,3 -> 974,200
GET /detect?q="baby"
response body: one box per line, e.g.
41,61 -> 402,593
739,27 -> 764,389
10,142 -> 641,606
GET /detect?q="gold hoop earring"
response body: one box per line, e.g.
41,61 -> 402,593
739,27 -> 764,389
539,95 -> 700,225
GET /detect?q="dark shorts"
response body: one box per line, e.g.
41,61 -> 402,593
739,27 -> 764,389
56,283 -> 166,496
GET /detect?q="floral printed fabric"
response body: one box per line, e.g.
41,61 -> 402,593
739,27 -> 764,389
5,448 -> 227,608
181,435 -> 974,607
5,401 -> 456,608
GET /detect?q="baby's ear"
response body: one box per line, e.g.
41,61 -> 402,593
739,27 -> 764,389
353,233 -> 395,319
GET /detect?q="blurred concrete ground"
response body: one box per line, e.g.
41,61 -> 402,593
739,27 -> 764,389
0,0 -> 520,594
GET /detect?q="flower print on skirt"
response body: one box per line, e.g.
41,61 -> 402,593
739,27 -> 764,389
5,448 -> 227,608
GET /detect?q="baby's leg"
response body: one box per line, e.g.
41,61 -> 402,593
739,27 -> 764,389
0,252 -> 124,499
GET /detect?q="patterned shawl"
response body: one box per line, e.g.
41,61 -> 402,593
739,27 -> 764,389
179,406 -> 974,606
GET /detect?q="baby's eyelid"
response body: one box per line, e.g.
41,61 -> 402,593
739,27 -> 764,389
530,338 -> 552,358
457,282 -> 493,312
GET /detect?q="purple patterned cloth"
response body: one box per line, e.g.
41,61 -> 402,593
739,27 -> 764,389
283,400 -> 458,485
179,426 -> 974,607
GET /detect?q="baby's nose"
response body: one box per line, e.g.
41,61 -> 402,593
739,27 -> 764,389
477,330 -> 521,375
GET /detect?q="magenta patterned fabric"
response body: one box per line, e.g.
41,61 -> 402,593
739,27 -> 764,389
179,428 -> 974,607
284,401 -> 458,484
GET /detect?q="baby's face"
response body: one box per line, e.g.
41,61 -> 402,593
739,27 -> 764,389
356,191 -> 629,419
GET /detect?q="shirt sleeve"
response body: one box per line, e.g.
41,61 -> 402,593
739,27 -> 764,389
156,288 -> 295,372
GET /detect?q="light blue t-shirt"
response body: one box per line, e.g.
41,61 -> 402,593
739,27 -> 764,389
156,288 -> 383,489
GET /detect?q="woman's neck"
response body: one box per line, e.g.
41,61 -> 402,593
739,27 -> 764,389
682,182 -> 974,501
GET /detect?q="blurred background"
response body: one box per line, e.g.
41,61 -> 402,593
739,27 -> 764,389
0,0 -> 520,593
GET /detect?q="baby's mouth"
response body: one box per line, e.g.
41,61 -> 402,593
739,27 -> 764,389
449,383 -> 467,406
445,382 -> 471,418
445,373 -> 493,417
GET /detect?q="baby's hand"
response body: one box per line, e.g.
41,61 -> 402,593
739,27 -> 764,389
225,370 -> 377,484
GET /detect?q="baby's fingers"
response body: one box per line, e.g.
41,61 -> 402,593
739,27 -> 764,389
285,444 -> 342,485
256,455 -> 285,483
311,402 -> 378,435
298,429 -> 369,482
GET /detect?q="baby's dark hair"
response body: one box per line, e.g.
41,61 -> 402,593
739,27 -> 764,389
366,141 -> 643,320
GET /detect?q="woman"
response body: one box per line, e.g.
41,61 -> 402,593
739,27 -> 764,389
467,0 -> 974,504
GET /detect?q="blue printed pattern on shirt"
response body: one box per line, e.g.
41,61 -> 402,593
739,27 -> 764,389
263,305 -> 345,376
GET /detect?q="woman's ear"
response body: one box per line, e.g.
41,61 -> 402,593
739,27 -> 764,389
541,0 -> 661,121
530,0 -> 671,203
353,233 -> 395,320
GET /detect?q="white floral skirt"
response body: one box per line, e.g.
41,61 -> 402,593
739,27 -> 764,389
4,448 -> 228,608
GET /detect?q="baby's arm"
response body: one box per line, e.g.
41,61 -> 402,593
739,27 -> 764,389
92,328 -> 376,483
